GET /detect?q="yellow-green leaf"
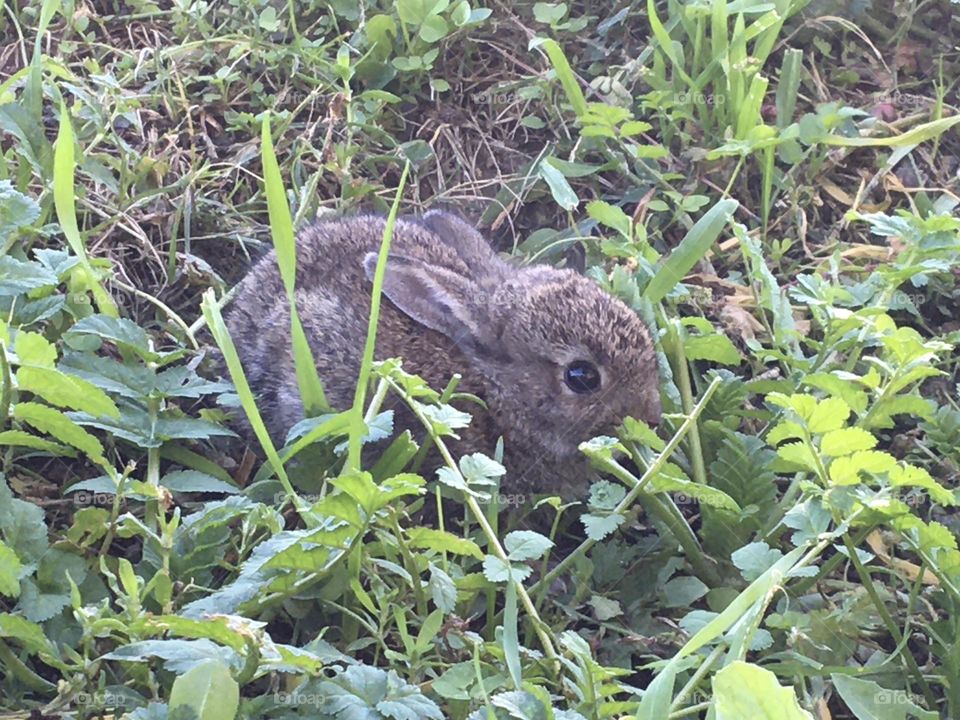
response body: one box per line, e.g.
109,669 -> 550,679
714,661 -> 814,720
14,332 -> 57,368
819,427 -> 877,457
808,397 -> 850,434
407,528 -> 484,560
13,402 -> 104,460
0,430 -> 76,456
828,450 -> 897,486
53,101 -> 118,317
16,367 -> 119,418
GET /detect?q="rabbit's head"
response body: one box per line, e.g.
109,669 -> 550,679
366,211 -> 661,491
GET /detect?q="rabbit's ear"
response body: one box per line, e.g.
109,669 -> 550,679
363,252 -> 485,348
421,210 -> 494,273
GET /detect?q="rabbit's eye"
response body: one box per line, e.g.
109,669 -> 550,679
564,361 -> 601,394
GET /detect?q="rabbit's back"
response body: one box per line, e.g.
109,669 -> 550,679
226,215 -> 482,441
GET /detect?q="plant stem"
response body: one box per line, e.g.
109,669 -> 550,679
842,535 -> 936,708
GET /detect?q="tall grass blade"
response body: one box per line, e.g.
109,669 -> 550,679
776,49 -> 803,129
646,0 -> 695,88
53,101 -> 118,318
200,289 -> 306,514
541,39 -> 588,118
821,114 -> 960,147
346,162 -> 411,471
643,199 -> 739,304
24,0 -> 62,120
261,114 -> 328,413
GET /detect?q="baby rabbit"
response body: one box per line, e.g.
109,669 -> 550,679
226,210 -> 661,495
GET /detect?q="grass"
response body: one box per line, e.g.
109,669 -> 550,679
1,1 -> 960,719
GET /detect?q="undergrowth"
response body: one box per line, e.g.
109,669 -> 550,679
1,1 -> 959,719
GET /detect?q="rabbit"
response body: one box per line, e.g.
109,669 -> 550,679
225,210 -> 661,495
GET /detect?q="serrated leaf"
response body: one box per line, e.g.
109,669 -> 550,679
0,430 -> 76,456
0,256 -> 58,295
16,367 -> 119,418
767,420 -> 805,445
504,530 -> 553,562
14,331 -> 57,367
407,528 -> 484,559
13,402 -> 104,460
160,471 -> 239,495
828,450 -> 897,486
428,564 -> 457,612
65,315 -> 163,362
889,464 -> 956,505
731,542 -> 783,582
776,441 -> 818,473
819,427 -> 877,457
581,512 -> 624,541
808,397 -> 850,433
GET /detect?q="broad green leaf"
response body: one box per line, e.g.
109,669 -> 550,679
644,199 -> 738,304
539,159 -> 579,210
831,674 -> 938,720
0,256 -> 58,295
586,200 -> 631,239
0,181 -> 41,242
714,662 -> 814,720
419,14 -> 448,41
168,659 -> 239,720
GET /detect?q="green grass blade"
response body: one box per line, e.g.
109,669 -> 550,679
541,39 -> 587,118
200,289 -> 307,515
346,161 -> 411,471
261,113 -> 328,414
53,101 -> 118,318
646,0 -> 695,88
821,114 -> 960,147
776,48 -> 803,129
736,73 -> 768,138
24,0 -> 62,120
643,198 -> 739,304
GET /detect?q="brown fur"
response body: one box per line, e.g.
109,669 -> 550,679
226,211 -> 660,495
